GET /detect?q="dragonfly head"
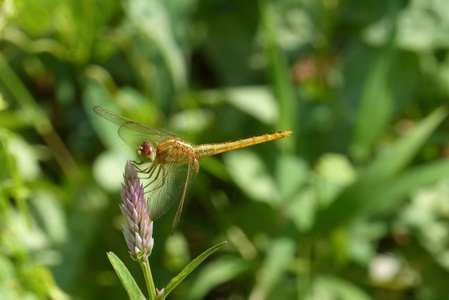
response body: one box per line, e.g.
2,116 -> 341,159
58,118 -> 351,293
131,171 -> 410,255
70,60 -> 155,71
137,141 -> 156,162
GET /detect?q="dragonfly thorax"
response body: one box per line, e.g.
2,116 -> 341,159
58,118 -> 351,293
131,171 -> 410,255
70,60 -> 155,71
157,137 -> 194,164
137,141 -> 157,163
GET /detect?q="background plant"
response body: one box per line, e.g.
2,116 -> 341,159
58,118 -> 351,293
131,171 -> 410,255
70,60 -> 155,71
1,0 -> 449,299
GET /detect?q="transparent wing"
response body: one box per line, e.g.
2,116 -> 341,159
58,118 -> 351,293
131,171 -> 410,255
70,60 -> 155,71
118,121 -> 173,152
145,156 -> 198,223
93,106 -> 173,150
170,157 -> 199,233
94,106 -> 134,126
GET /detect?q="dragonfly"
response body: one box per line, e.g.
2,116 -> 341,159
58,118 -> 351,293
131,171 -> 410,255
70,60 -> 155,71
93,106 -> 292,232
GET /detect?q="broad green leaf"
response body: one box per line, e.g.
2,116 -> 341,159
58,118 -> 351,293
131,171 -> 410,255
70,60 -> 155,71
286,189 -> 316,232
169,109 -> 213,133
13,0 -> 56,37
225,86 -> 279,125
107,252 -> 146,300
224,150 -> 278,205
93,151 -> 127,192
276,154 -> 309,201
198,86 -> 281,124
163,241 -> 227,299
315,154 -> 356,205
316,154 -> 356,186
249,238 -> 295,299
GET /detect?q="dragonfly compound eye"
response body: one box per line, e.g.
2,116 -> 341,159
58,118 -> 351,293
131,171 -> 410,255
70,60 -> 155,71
142,141 -> 156,161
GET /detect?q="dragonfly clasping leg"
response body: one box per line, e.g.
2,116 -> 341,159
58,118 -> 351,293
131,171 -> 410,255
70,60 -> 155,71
148,166 -> 166,194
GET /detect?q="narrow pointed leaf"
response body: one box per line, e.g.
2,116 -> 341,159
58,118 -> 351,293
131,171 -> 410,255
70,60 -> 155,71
313,107 -> 447,234
259,0 -> 297,152
107,252 -> 146,300
162,241 -> 227,299
376,159 -> 449,211
352,45 -> 395,160
364,107 -> 447,180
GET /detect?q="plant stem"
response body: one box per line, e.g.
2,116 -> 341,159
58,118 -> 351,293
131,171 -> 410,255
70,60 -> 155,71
140,258 -> 157,300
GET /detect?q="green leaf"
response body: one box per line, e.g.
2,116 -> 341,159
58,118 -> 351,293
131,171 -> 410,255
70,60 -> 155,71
249,238 -> 295,299
124,0 -> 187,91
352,44 -> 394,160
377,160 -> 449,212
225,86 -> 279,125
259,0 -> 297,152
107,252 -> 146,300
224,150 -> 278,205
163,241 -> 227,299
365,107 -> 447,180
313,107 -> 447,234
276,154 -> 309,201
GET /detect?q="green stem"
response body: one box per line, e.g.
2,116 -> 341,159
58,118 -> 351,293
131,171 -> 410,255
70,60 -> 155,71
140,258 -> 157,300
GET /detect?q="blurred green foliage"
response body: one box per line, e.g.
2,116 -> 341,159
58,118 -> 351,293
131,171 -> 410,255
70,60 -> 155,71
1,0 -> 449,299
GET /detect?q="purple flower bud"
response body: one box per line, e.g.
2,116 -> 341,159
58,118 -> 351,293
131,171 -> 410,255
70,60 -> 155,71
120,161 -> 154,261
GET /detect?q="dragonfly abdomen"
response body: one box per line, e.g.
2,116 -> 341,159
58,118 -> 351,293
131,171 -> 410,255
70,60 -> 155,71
194,131 -> 292,159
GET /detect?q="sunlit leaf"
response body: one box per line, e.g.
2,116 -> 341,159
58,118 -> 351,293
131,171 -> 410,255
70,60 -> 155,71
286,189 -> 316,232
316,154 -> 356,185
224,150 -> 278,205
169,109 -> 213,133
276,153 -> 308,201
226,86 -> 279,125
107,252 -> 146,300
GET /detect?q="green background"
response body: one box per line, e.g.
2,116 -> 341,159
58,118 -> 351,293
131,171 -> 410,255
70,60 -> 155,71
1,0 -> 449,299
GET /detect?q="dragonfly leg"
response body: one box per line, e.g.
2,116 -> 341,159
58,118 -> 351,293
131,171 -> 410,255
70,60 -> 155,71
145,165 -> 166,194
135,162 -> 158,179
131,160 -> 147,172
143,164 -> 163,190
134,166 -> 145,173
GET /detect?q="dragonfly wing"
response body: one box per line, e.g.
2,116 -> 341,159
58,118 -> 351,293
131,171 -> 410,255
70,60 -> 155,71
171,157 -> 199,234
146,156 -> 198,222
118,121 -> 173,151
94,106 -> 174,151
93,106 -> 133,126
